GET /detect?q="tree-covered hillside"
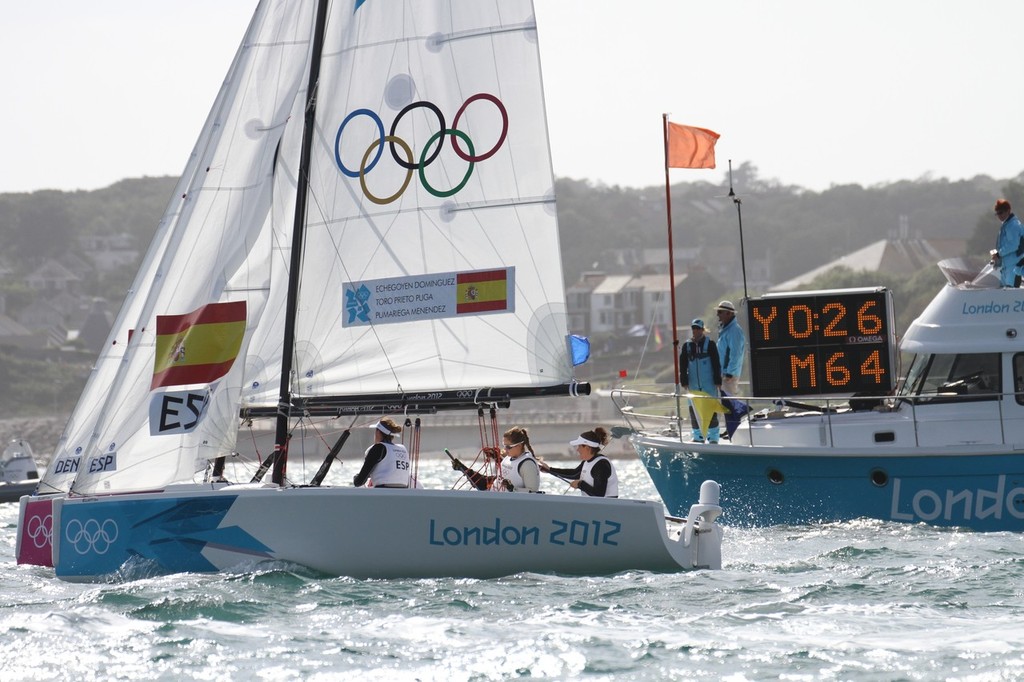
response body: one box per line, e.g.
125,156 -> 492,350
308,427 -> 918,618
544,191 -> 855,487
1,167 -> 1021,295
556,163 -> 1023,287
0,168 -> 1021,414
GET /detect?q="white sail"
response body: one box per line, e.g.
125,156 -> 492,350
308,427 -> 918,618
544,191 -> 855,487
68,0 -> 317,495
37,3 -> 306,494
294,1 -> 572,400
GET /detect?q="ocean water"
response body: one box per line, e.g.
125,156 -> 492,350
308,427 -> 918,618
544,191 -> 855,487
3,459 -> 1024,681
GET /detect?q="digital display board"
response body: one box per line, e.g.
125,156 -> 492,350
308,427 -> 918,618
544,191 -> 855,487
746,288 -> 896,397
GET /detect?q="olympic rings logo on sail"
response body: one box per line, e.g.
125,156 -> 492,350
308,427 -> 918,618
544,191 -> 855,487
26,513 -> 53,549
65,518 -> 119,555
334,93 -> 508,205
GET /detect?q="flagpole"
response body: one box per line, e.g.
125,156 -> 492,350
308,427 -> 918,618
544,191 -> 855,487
663,117 -> 719,441
662,114 -> 681,392
662,115 -> 686,441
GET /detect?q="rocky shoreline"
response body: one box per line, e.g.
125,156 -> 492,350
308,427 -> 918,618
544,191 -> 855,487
0,395 -> 637,466
1,416 -> 66,461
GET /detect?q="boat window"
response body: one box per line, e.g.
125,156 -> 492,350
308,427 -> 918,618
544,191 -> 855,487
897,354 -> 929,396
1015,354 -> 1024,406
899,353 -> 1001,403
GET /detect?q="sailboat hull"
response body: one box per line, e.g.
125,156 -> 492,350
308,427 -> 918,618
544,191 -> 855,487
51,486 -> 722,581
16,495 -> 56,567
634,435 -> 1024,530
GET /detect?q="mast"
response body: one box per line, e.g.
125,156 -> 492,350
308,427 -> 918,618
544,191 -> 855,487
258,0 -> 331,486
662,114 -> 681,389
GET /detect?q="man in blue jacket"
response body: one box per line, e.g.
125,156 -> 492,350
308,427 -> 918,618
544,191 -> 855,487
715,300 -> 746,397
679,318 -> 721,443
992,199 -> 1024,287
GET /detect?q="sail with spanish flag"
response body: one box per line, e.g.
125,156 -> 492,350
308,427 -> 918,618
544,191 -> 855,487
152,301 -> 247,389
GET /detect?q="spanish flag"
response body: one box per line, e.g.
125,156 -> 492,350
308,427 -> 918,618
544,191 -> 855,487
456,269 -> 509,314
151,301 -> 247,390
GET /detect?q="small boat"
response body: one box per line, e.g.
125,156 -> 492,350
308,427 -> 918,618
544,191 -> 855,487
0,439 -> 40,504
18,0 -> 724,580
617,260 -> 1024,531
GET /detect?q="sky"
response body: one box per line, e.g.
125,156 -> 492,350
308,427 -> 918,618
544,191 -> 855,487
3,0 -> 1022,195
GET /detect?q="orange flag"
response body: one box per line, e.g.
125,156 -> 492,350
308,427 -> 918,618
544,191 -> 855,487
666,122 -> 720,169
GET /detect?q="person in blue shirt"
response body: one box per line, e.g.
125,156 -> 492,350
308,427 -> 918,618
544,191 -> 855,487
679,318 -> 721,443
992,199 -> 1024,287
715,300 -> 746,398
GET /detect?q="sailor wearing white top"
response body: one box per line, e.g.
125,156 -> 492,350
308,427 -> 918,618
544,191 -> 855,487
539,427 -> 618,497
449,425 -> 540,492
500,446 -> 541,492
353,419 -> 411,488
580,454 -> 618,498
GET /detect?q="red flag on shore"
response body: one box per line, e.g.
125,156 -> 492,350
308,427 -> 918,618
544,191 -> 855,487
666,123 -> 720,169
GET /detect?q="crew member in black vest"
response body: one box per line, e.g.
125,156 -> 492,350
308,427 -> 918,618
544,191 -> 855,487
539,426 -> 618,497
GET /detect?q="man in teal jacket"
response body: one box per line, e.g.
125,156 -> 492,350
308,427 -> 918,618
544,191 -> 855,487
993,199 -> 1024,287
679,318 -> 722,443
715,300 -> 746,397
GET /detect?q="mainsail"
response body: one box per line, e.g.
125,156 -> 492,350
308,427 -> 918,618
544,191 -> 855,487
61,0 -> 578,496
294,2 -> 571,403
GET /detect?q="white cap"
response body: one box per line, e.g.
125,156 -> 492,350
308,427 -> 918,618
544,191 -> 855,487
569,435 -> 600,448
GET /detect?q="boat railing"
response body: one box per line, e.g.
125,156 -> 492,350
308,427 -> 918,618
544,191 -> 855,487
610,385 -> 1023,448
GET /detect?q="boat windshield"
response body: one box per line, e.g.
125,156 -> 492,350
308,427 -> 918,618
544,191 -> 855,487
898,353 -> 1001,402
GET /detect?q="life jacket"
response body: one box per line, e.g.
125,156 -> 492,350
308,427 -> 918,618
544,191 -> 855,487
369,442 -> 411,487
499,451 -> 539,492
581,454 -> 618,497
683,336 -> 718,392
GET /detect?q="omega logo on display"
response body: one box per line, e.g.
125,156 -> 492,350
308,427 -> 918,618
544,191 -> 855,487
746,288 -> 896,397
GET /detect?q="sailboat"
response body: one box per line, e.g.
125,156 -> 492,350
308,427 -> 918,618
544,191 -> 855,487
0,439 -> 40,504
17,0 -> 723,581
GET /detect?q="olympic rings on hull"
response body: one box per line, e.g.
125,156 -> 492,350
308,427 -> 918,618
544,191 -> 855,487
334,94 -> 508,204
65,517 -> 119,555
26,512 -> 53,549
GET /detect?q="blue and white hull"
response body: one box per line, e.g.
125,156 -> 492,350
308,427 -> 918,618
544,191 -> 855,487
635,437 -> 1024,530
51,484 -> 724,581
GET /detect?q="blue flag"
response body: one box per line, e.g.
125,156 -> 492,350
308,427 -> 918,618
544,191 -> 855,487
570,335 -> 590,366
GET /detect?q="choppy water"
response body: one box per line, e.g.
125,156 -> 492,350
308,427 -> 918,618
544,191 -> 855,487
3,459 -> 1024,681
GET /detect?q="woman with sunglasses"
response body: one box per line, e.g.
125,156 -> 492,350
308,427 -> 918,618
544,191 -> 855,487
539,426 -> 618,498
450,425 -> 541,492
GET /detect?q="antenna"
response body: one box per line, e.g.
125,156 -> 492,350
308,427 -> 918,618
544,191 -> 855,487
728,159 -> 750,301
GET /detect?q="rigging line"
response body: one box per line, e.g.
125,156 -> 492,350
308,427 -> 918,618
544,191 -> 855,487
320,21 -> 536,59
411,417 -> 422,486
442,196 -> 554,213
301,175 -> 409,397
633,309 -> 661,381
